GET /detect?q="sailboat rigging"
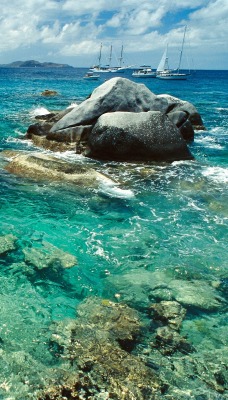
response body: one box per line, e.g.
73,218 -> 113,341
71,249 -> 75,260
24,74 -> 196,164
89,43 -> 111,73
156,26 -> 189,80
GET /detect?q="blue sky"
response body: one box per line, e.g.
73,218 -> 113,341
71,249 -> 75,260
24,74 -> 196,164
0,0 -> 227,69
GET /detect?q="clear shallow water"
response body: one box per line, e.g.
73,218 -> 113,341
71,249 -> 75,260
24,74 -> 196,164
0,68 -> 227,398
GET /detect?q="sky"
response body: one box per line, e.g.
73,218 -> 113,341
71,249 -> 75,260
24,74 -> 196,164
0,0 -> 227,70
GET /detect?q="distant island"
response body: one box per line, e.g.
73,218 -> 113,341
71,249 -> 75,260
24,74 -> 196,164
0,60 -> 74,68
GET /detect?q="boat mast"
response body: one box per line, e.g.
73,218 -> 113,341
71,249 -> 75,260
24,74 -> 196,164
177,26 -> 187,72
98,43 -> 102,68
108,44 -> 113,67
118,44 -> 123,67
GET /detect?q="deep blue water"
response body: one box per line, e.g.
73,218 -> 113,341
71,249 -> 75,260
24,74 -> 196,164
0,67 -> 227,398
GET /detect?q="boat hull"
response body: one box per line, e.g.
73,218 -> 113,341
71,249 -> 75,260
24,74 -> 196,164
132,73 -> 156,78
156,73 -> 188,80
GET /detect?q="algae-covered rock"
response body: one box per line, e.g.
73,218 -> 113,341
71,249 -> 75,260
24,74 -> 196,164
3,151 -> 115,187
41,89 -> 58,96
0,234 -> 17,255
150,300 -> 186,331
39,297 -> 162,399
154,326 -> 194,355
23,241 -> 77,270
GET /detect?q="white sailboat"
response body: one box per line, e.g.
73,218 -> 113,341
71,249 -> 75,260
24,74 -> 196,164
156,26 -> 189,80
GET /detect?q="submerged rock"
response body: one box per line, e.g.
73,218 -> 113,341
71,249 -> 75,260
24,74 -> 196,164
0,234 -> 17,255
41,89 -> 59,96
154,326 -> 194,355
39,297 -> 162,399
3,151 -> 115,187
150,300 -> 186,331
105,270 -> 225,311
23,241 -> 77,270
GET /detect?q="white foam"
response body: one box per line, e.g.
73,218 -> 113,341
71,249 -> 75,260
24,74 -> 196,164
30,107 -> 50,117
202,166 -> 228,183
194,136 -> 223,149
67,103 -> 78,109
6,137 -> 33,146
99,181 -> 135,199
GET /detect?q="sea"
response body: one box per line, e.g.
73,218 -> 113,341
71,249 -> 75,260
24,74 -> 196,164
0,67 -> 227,399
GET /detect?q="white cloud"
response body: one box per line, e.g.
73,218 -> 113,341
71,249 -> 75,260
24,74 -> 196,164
0,0 -> 227,69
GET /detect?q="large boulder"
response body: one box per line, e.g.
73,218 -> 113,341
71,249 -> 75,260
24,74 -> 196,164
86,111 -> 193,162
50,77 -> 169,132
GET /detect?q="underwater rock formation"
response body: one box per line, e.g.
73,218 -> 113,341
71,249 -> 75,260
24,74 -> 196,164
0,234 -> 17,255
23,241 -> 77,271
38,297 -> 163,399
105,270 -> 225,311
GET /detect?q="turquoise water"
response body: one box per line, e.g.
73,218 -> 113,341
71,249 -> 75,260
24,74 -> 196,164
0,68 -> 227,398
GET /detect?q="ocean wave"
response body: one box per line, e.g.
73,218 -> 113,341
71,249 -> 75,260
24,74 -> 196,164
216,107 -> 228,112
67,102 -> 78,109
29,107 -> 50,117
202,166 -> 228,183
99,181 -> 135,199
194,135 -> 224,149
5,137 -> 33,146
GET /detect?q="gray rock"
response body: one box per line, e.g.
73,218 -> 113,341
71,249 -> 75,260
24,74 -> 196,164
51,77 -> 169,132
46,124 -> 92,143
158,94 -> 205,129
179,119 -> 195,141
86,110 -> 193,162
167,110 -> 188,127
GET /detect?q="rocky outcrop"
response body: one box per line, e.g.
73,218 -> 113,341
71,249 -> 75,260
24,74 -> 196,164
25,77 -> 204,162
50,77 -> 169,131
86,110 -> 193,162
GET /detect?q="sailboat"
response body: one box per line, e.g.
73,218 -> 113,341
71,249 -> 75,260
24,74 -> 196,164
109,45 -> 133,73
156,26 -> 189,80
89,43 -> 111,73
